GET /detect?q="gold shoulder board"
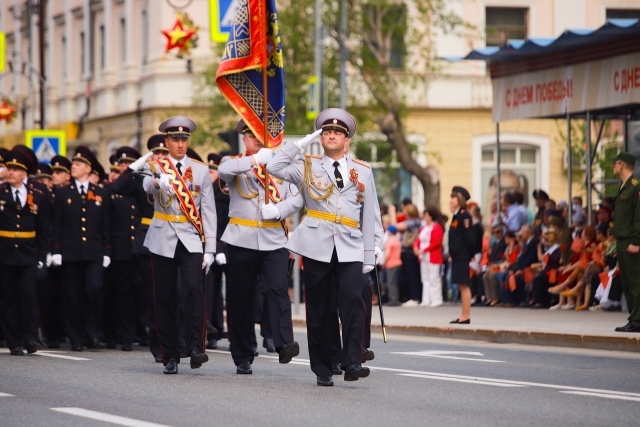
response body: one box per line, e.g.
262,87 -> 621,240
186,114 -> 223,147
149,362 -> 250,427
352,158 -> 371,169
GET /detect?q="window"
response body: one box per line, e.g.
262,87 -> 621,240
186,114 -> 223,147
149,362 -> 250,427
486,7 -> 528,46
120,18 -> 126,63
61,36 -> 67,80
99,25 -> 105,69
362,4 -> 407,70
142,9 -> 148,65
606,9 -> 640,20
480,145 -> 539,217
80,31 -> 85,75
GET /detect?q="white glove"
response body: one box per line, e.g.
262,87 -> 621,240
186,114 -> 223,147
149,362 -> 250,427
253,148 -> 273,165
103,256 -> 111,268
363,264 -> 374,274
261,203 -> 281,220
375,247 -> 384,266
203,252 -> 215,274
215,253 -> 227,265
38,261 -> 44,269
129,151 -> 153,171
294,129 -> 323,151
52,254 -> 62,266
46,253 -> 53,268
158,174 -> 174,193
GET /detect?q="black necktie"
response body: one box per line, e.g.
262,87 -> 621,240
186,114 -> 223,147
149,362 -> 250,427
80,185 -> 86,196
333,161 -> 344,189
176,162 -> 183,176
15,190 -> 21,208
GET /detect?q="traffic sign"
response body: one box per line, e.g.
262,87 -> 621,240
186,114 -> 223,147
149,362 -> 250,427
210,0 -> 238,43
25,129 -> 66,163
306,76 -> 319,120
0,32 -> 5,73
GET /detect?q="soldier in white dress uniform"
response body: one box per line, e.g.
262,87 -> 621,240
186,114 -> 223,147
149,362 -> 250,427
267,108 -> 383,386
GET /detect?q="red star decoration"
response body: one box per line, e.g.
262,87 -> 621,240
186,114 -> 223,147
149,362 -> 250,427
0,100 -> 16,123
161,19 -> 196,52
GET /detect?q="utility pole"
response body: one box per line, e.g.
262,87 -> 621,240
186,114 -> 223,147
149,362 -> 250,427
339,0 -> 347,109
38,0 -> 47,129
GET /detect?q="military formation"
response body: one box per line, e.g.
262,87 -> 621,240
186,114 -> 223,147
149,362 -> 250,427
0,108 -> 384,386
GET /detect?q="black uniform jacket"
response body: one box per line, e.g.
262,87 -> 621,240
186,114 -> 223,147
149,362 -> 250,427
105,180 -> 140,261
53,182 -> 111,261
0,183 -> 50,266
213,178 -> 230,253
448,208 -> 476,261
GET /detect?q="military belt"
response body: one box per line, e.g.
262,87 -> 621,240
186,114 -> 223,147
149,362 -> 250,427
0,230 -> 36,239
153,212 -> 189,223
306,210 -> 359,229
229,217 -> 282,229
140,217 -> 152,226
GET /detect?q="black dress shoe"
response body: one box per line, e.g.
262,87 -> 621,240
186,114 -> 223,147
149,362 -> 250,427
105,340 -> 117,350
205,321 -> 218,335
615,322 -> 633,332
164,359 -> 178,374
189,349 -> 209,369
47,341 -> 60,349
10,347 -> 25,356
362,348 -> 375,363
344,364 -> 370,381
180,344 -> 188,358
71,345 -> 83,352
317,375 -> 334,386
206,339 -> 218,350
278,341 -> 300,364
25,340 -> 42,354
88,338 -> 105,349
121,343 -> 133,352
252,347 -> 259,357
449,318 -> 471,324
263,337 -> 276,353
332,363 -> 343,375
237,361 -> 252,374
154,355 -> 164,363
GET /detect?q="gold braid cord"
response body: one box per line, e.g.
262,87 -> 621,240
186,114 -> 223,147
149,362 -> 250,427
236,175 -> 258,199
304,157 -> 333,201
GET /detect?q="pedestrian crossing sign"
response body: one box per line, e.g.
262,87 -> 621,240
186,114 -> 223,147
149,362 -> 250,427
209,0 -> 237,43
25,129 -> 66,163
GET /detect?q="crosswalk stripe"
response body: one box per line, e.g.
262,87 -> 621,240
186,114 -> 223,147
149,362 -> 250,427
399,374 -> 525,387
0,392 -> 14,397
559,391 -> 640,402
51,408 -> 173,427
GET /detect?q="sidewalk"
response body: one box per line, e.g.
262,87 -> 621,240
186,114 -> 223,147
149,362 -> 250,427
290,303 -> 640,353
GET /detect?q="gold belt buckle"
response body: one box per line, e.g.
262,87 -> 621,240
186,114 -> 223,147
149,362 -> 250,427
335,215 -> 342,224
257,220 -> 263,228
175,215 -> 181,223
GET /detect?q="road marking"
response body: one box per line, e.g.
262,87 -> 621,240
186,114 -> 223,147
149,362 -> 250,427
366,365 -> 640,398
0,392 -> 14,397
0,349 -> 90,360
393,350 -> 504,363
559,391 -> 640,402
51,408 -> 172,427
399,374 -> 525,387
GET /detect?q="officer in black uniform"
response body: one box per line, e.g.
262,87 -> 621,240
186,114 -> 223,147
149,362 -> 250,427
0,148 -> 50,355
103,147 -> 142,351
108,154 -> 121,182
34,163 -> 54,190
111,135 -> 168,362
51,146 -> 111,351
448,186 -> 476,325
206,152 -> 229,349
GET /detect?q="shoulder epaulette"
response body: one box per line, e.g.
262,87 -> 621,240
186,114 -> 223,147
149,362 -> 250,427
352,158 -> 371,169
632,178 -> 639,186
29,187 -> 44,196
305,154 -> 322,160
190,159 -> 206,166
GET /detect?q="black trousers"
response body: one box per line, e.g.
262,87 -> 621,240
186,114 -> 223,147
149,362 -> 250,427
151,240 -> 205,363
226,245 -> 292,366
205,261 -> 227,339
0,264 -> 36,348
532,272 -> 551,307
303,250 -> 364,377
103,260 -> 138,344
401,250 -> 422,301
62,261 -> 104,346
137,254 -> 160,357
42,266 -> 65,342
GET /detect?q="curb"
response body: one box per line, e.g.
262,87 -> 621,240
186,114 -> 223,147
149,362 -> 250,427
291,319 -> 640,353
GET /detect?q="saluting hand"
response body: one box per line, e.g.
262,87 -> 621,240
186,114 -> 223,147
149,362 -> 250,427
252,148 -> 273,165
129,151 -> 153,171
294,128 -> 323,151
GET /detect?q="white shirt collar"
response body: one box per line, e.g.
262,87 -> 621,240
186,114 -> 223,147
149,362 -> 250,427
75,179 -> 90,193
169,155 -> 186,164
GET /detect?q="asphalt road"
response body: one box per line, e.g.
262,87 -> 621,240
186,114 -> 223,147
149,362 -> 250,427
1,328 -> 639,427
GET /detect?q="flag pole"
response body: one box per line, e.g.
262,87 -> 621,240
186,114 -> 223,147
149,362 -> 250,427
262,2 -> 270,205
